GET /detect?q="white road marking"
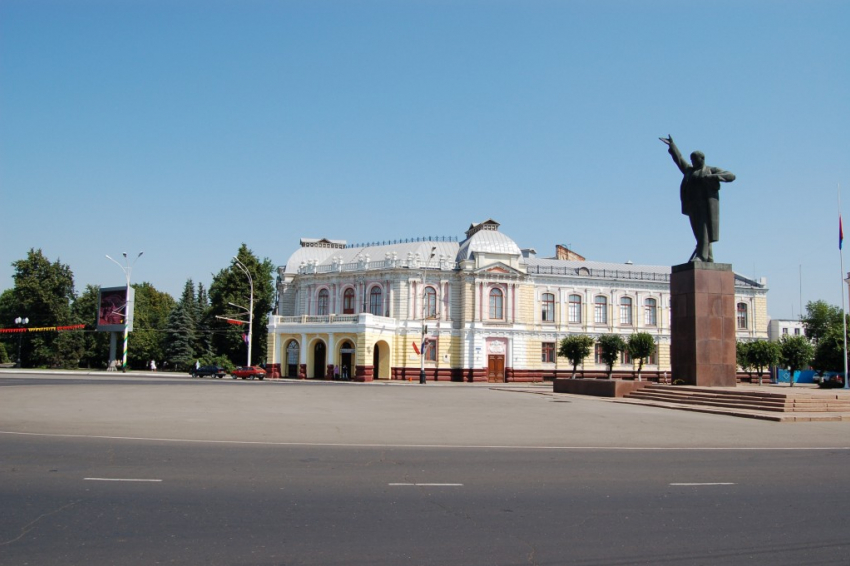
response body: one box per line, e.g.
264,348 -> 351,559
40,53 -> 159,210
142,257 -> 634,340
670,482 -> 736,486
84,478 -> 162,482
389,483 -> 463,486
1,431 -> 847,451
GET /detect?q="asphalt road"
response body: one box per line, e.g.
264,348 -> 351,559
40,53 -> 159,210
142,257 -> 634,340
1,371 -> 848,565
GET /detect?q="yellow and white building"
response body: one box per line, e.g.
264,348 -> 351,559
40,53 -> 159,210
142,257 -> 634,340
266,220 -> 768,382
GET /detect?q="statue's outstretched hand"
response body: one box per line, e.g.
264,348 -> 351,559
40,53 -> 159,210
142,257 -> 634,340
659,135 -> 673,147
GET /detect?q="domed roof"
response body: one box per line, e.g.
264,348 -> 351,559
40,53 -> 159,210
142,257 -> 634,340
456,220 -> 522,262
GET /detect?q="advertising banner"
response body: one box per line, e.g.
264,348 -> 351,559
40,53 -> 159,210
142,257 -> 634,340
96,286 -> 135,332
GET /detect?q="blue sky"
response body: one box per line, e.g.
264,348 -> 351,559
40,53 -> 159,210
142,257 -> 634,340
1,0 -> 848,320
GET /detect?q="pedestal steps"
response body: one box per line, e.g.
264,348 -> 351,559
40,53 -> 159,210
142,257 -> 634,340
625,385 -> 850,413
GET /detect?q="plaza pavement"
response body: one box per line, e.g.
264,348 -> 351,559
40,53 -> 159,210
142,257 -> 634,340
0,370 -> 848,450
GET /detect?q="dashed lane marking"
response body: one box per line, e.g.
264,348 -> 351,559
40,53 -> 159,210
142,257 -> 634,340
84,478 -> 162,482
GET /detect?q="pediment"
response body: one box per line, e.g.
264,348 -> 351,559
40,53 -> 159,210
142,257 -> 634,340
472,261 -> 526,277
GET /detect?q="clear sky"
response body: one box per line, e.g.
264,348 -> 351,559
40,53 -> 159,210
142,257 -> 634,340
1,0 -> 848,320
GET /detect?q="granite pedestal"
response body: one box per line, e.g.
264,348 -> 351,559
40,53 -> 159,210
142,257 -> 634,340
670,262 -> 737,387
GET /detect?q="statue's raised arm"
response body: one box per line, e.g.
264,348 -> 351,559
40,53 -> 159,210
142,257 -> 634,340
660,135 -> 735,263
660,135 -> 689,174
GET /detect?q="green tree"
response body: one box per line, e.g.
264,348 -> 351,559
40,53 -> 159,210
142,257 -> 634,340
129,282 -> 175,370
802,300 -> 843,345
811,324 -> 847,375
557,335 -> 594,378
164,280 -> 198,371
800,300 -> 849,377
0,249 -> 77,367
596,334 -> 626,379
0,289 -> 17,362
71,285 -> 110,369
194,282 -> 213,361
779,335 -> 814,387
736,341 -> 753,380
208,245 -> 275,366
746,340 -> 781,386
626,332 -> 655,381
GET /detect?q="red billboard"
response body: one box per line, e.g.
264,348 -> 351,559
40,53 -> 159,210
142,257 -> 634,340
96,286 -> 135,332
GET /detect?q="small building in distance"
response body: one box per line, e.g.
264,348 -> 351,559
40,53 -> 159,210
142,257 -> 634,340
767,318 -> 805,342
266,220 -> 769,382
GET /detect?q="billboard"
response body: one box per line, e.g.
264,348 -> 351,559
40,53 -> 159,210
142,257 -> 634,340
96,286 -> 135,332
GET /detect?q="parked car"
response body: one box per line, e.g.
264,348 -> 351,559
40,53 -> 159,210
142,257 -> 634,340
190,365 -> 226,379
231,366 -> 266,380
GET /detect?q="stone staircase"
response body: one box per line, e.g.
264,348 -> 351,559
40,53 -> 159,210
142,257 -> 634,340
621,384 -> 850,422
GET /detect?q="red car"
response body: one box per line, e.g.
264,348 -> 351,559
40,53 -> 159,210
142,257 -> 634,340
231,366 -> 266,380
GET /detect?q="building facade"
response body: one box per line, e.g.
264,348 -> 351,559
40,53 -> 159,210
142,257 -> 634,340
266,220 -> 769,382
767,318 -> 805,342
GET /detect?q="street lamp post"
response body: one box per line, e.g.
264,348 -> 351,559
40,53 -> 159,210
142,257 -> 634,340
418,247 -> 437,385
106,252 -> 143,372
233,257 -> 254,367
419,324 -> 428,384
14,316 -> 28,368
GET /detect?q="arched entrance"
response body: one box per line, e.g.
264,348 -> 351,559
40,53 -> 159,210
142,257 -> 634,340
286,340 -> 300,378
340,341 -> 354,380
312,341 -> 326,379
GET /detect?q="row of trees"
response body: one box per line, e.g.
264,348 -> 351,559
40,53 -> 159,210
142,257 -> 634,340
736,336 -> 814,387
0,245 -> 275,371
737,299 -> 850,387
558,332 -> 656,380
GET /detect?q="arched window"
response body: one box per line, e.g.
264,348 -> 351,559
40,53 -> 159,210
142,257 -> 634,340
369,286 -> 383,316
594,296 -> 608,324
423,286 -> 437,318
343,288 -> 355,314
489,288 -> 504,320
737,302 -> 748,329
644,298 -> 657,326
317,288 -> 329,315
541,293 -> 555,322
617,297 -> 632,326
568,294 -> 582,324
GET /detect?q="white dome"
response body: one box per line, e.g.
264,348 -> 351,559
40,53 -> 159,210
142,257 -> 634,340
457,228 -> 522,262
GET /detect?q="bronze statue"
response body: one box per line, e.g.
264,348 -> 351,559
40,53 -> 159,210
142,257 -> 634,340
660,135 -> 735,262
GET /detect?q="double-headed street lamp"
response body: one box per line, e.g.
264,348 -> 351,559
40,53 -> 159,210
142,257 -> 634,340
106,251 -> 143,372
233,257 -> 254,367
14,316 -> 29,368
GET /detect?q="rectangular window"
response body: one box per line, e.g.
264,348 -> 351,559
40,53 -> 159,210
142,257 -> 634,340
620,350 -> 632,364
594,297 -> 607,324
736,303 -> 748,330
782,327 -> 788,335
644,298 -> 657,326
594,343 -> 603,365
423,338 -> 437,362
648,346 -> 658,366
794,328 -> 800,335
489,288 -> 504,320
542,342 -> 555,363
568,295 -> 582,324
541,293 -> 555,322
619,298 -> 633,326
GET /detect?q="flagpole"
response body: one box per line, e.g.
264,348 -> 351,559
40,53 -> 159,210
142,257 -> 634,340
840,185 -> 848,389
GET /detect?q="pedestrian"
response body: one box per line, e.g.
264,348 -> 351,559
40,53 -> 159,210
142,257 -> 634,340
150,360 -> 157,372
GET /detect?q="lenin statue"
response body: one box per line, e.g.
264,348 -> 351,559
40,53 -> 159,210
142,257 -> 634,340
660,135 -> 735,262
